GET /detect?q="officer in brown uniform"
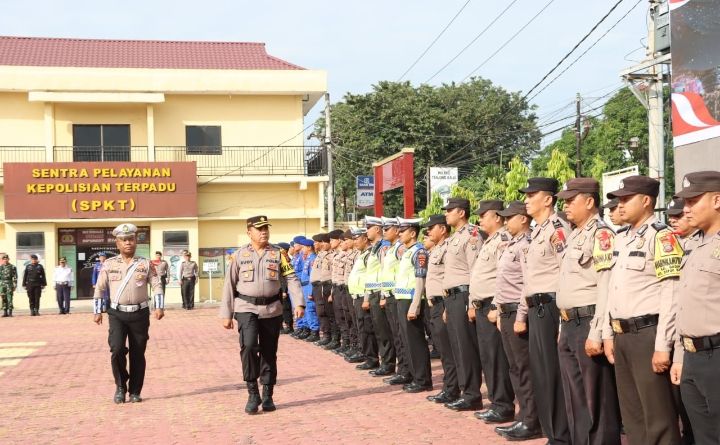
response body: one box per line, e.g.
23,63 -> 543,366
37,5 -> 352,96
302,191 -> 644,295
494,201 -> 542,440
442,197 -> 483,411
178,251 -> 198,310
328,229 -> 348,352
556,178 -> 621,445
221,215 -> 305,414
603,198 -> 623,227
311,233 -> 336,346
671,171 -> 720,444
468,200 -> 516,424
604,175 -> 682,445
515,177 -> 571,444
422,214 -> 460,404
93,223 -> 164,404
340,230 -> 364,363
668,196 -> 703,255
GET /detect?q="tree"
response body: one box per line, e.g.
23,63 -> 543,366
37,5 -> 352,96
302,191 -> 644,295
505,156 -> 530,203
544,148 -> 575,186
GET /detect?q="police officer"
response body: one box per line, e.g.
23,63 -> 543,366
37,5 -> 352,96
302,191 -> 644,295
603,198 -> 623,227
556,178 -> 621,444
153,251 -> 170,297
311,233 -> 335,346
442,197 -> 483,411
277,242 -> 294,334
671,171 -> 720,444
347,227 -> 380,370
326,229 -> 346,350
379,216 -> 412,386
93,223 -> 164,404
178,251 -> 198,310
604,175 -> 682,445
667,196 -> 703,254
468,200 -> 515,424
220,215 -> 305,414
0,254 -> 18,317
422,214 -> 460,404
515,177 -> 571,444
339,231 -> 362,362
298,237 -> 320,341
22,254 -> 46,316
363,216 -> 396,377
393,217 -> 433,393
290,237 -> 311,339
92,252 -> 109,312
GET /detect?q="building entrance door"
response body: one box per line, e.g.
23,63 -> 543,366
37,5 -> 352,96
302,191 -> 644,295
76,245 -> 119,300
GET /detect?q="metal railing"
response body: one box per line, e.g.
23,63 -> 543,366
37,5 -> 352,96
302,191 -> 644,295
0,146 -> 46,176
54,146 -> 149,162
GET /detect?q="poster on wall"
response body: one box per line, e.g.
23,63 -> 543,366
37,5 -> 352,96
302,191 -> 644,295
199,248 -> 226,279
164,247 -> 186,288
670,0 -> 720,146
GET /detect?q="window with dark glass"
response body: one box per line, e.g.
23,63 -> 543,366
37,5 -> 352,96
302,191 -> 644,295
163,231 -> 189,246
17,232 -> 45,249
72,124 -> 130,161
186,125 -> 222,154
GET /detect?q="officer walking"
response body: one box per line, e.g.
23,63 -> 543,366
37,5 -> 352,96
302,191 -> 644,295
0,254 -> 18,317
671,171 -> 720,444
220,215 -> 305,414
347,227 -> 380,370
22,254 -> 46,316
152,251 -> 170,296
468,200 -> 516,424
604,175 -> 683,445
93,223 -> 165,404
556,178 -> 621,444
515,177 -> 571,444
53,257 -> 73,315
493,201 -> 542,440
178,251 -> 198,310
422,214 -> 460,405
441,197 -> 483,411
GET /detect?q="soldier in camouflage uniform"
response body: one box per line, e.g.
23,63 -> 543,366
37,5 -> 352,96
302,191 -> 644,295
0,253 -> 18,317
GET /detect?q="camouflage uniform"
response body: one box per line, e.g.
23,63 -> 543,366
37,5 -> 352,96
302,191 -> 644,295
0,261 -> 18,313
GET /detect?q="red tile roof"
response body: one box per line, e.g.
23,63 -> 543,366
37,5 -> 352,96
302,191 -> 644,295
0,36 -> 304,70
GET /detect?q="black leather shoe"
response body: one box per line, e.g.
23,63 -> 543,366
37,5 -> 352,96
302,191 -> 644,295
129,394 -> 142,403
403,383 -> 433,393
475,408 -> 515,424
495,421 -> 520,435
384,374 -> 413,385
304,332 -> 320,342
296,329 -> 311,339
315,337 -> 331,346
498,421 -> 543,441
427,390 -> 458,404
369,366 -> 395,377
113,387 -> 127,404
356,361 -> 379,370
444,397 -> 483,411
346,353 -> 366,364
323,340 -> 341,350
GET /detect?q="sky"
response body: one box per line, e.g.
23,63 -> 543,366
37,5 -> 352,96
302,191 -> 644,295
1,0 -> 651,147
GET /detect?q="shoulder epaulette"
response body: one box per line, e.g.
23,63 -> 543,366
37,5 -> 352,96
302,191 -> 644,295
651,221 -> 669,232
552,218 -> 564,230
500,232 -> 510,242
616,225 -> 630,233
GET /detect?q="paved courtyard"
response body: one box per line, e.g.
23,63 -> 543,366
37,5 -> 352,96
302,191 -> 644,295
0,307 -> 546,445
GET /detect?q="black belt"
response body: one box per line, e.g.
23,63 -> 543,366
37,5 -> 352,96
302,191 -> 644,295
682,334 -> 720,353
445,285 -> 469,296
430,296 -> 444,305
525,292 -> 555,308
322,280 -> 332,285
560,304 -> 596,323
498,302 -> 519,315
472,297 -> 495,310
611,314 -> 659,335
233,292 -> 280,306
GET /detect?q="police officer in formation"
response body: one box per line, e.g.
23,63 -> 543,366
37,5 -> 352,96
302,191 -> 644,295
22,254 -> 47,316
178,250 -> 198,310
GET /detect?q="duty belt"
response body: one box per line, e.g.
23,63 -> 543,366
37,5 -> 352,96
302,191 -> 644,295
471,297 -> 494,310
233,292 -> 280,306
444,285 -> 470,296
560,304 -> 596,323
498,302 -> 519,315
525,292 -> 555,308
682,333 -> 720,353
610,314 -> 659,334
110,301 -> 149,313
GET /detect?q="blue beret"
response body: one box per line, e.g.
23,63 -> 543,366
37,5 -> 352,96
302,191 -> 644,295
277,242 -> 290,251
297,238 -> 314,247
292,235 -> 307,244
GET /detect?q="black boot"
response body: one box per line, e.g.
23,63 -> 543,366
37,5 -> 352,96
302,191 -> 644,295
8,309 -> 12,317
305,331 -> 320,342
245,381 -> 261,414
262,384 -> 276,412
2,309 -> 7,317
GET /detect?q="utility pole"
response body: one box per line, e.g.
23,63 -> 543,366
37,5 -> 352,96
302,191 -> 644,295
324,92 -> 335,230
647,0 -> 665,212
575,93 -> 582,176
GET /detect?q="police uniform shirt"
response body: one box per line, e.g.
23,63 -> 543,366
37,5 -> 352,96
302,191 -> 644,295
180,260 -> 198,279
93,256 -> 161,305
343,250 -> 358,283
331,250 -> 348,284
606,215 -> 682,352
426,239 -> 448,298
517,213 -> 571,323
442,224 -> 481,290
220,244 -> 303,319
469,228 -> 510,303
557,216 -> 615,342
680,230 -> 703,256
495,231 -> 531,305
155,260 -> 169,277
675,231 -> 720,361
311,250 -> 332,282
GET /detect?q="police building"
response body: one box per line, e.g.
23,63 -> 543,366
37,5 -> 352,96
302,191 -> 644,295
0,36 -> 328,310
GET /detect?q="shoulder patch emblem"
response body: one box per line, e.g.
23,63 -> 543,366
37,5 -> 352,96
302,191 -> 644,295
653,229 -> 683,279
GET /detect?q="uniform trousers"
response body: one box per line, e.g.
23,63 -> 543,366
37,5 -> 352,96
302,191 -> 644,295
385,294 -> 410,378
302,290 -> 319,332
444,290 -> 482,403
614,325 -> 680,445
499,310 -> 538,427
181,277 -> 195,309
396,299 -> 432,387
681,348 -> 720,445
26,285 -> 42,312
368,291 -> 396,369
107,307 -> 150,395
281,295 -> 294,329
55,284 -> 71,313
338,285 -> 357,346
429,297 -> 459,396
557,316 -> 621,445
527,300 -> 570,444
331,284 -> 347,343
234,312 -> 283,385
423,306 -> 434,350
313,282 -> 338,338
353,297 -> 378,364
473,300 -> 515,414
160,275 -> 167,297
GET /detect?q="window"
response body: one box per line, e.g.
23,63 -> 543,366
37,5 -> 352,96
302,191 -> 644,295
163,231 -> 189,246
72,124 -> 131,161
186,125 -> 221,154
17,232 -> 45,249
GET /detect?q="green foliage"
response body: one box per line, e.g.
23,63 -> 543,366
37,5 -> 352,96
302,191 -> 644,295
450,184 -> 480,224
418,192 -> 444,221
504,157 -> 529,203
544,148 -> 575,186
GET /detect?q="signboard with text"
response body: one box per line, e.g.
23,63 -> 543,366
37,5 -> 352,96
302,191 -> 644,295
3,162 -> 197,220
356,175 -> 374,208
429,167 -> 458,205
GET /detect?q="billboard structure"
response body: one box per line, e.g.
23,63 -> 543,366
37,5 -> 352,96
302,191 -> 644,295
372,148 -> 415,217
429,167 -> 458,205
356,175 -> 374,208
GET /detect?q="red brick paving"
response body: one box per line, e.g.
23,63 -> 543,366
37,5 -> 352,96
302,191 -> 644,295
0,307 -> 546,445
